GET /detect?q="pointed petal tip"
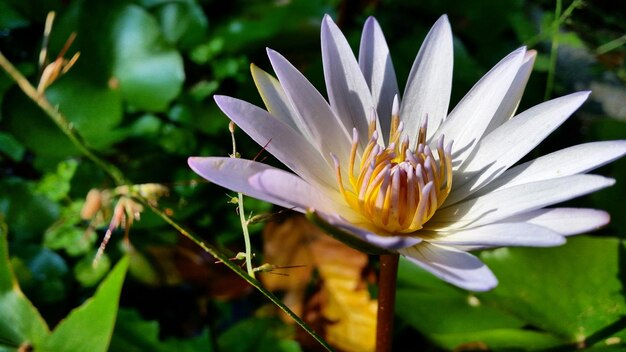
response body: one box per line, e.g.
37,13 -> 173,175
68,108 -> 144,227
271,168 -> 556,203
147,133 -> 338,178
526,49 -> 538,58
437,14 -> 450,24
432,14 -> 452,33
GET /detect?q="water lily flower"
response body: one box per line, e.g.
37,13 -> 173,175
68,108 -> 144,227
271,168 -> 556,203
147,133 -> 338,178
189,15 -> 626,291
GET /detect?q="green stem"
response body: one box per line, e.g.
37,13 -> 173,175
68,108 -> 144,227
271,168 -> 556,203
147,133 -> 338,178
596,34 -> 626,55
229,123 -> 255,278
525,0 -> 582,48
544,0 -> 562,101
376,254 -> 399,352
142,200 -> 332,351
237,192 -> 255,278
0,51 -> 127,186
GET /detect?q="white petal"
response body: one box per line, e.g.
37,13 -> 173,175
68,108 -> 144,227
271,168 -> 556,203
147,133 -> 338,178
447,91 -> 591,204
188,157 -> 350,216
359,16 -> 399,141
473,140 -> 626,197
321,15 -> 377,147
188,157 -> 302,209
317,211 -> 422,250
433,47 -> 526,163
432,174 -> 615,229
400,15 -> 453,146
497,208 -> 610,236
483,50 -> 537,135
399,243 -> 498,292
214,95 -> 337,189
267,48 -> 352,163
430,222 -> 565,249
250,64 -> 300,131
250,166 -> 357,218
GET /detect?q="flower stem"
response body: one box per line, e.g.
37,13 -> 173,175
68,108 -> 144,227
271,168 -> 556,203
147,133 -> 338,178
229,122 -> 255,278
376,253 -> 399,352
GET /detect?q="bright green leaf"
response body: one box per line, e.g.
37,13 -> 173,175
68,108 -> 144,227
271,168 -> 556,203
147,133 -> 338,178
481,236 -> 626,345
35,159 -> 78,201
74,253 -> 111,287
0,221 -> 50,351
38,256 -> 129,352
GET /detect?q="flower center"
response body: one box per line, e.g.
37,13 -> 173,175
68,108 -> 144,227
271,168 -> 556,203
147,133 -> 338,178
333,107 -> 453,234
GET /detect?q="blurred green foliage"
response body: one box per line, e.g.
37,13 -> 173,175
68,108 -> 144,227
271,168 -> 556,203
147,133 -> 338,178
0,0 -> 625,351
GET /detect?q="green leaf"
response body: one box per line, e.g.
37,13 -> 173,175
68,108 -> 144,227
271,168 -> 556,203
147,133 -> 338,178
74,253 -> 111,287
35,159 -> 78,201
217,317 -> 301,352
396,258 -> 523,334
0,1 -> 29,29
0,132 -> 26,162
396,257 -> 565,350
480,236 -> 626,345
0,178 -> 60,242
3,88 -> 80,158
110,309 -> 214,352
430,329 -> 563,351
152,0 -> 208,48
38,256 -> 129,352
25,248 -> 69,304
45,77 -> 124,150
0,221 -> 50,351
110,4 -> 185,111
397,236 -> 626,350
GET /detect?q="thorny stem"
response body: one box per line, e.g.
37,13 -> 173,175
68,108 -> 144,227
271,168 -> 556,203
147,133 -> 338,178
376,253 -> 399,352
229,122 -> 256,278
0,51 -> 127,186
142,200 -> 332,351
0,48 -> 332,351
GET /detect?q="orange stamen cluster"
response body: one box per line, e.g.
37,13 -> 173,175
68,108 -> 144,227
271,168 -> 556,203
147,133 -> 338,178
333,101 -> 453,234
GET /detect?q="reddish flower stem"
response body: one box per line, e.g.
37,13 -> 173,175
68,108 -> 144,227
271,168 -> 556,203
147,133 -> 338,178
376,253 -> 399,352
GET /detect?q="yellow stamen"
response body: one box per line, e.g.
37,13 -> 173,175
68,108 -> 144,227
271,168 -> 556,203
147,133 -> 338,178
334,114 -> 453,234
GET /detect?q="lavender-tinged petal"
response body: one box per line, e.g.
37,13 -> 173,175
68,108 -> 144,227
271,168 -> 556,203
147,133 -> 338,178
214,95 -> 338,189
267,48 -> 352,164
432,47 -> 526,164
188,157 -> 304,210
470,140 -> 626,198
399,243 -> 498,292
431,174 -> 615,230
359,16 -> 399,141
447,91 -> 591,205
188,157 -> 352,217
250,167 -> 358,218
317,211 -> 422,250
429,222 -> 565,249
322,15 -> 378,147
400,15 -> 453,146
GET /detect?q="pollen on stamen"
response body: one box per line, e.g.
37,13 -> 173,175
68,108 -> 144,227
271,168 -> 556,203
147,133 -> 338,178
332,106 -> 454,235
